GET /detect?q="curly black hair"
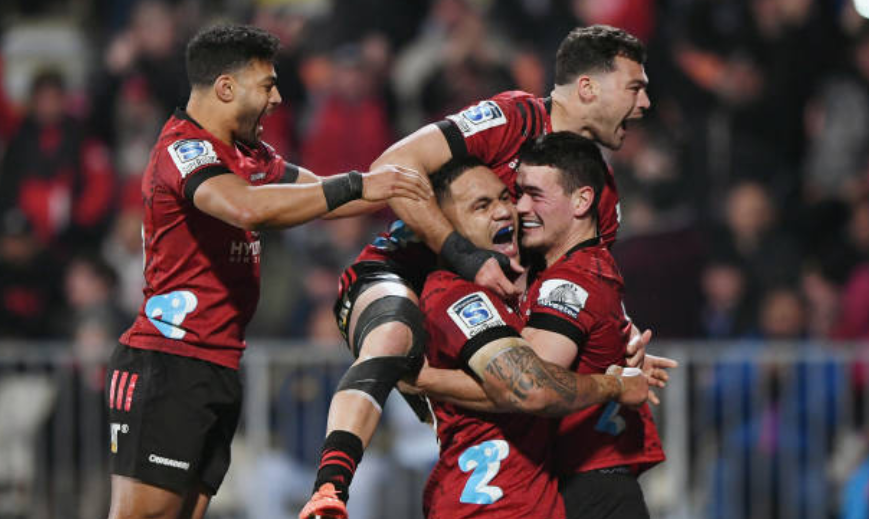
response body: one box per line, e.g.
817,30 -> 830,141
185,24 -> 280,87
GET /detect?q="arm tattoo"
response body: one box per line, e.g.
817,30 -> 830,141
484,346 -> 595,415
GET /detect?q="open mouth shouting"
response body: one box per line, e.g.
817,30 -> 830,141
492,224 -> 517,258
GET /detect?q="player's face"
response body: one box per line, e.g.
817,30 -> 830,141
232,59 -> 281,144
587,56 -> 650,150
441,166 -> 519,260
516,164 -> 575,254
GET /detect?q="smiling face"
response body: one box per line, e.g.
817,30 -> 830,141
516,163 -> 595,265
230,58 -> 281,144
440,166 -> 519,260
583,56 -> 650,150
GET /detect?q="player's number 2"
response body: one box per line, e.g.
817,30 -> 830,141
595,402 -> 626,435
458,439 -> 509,505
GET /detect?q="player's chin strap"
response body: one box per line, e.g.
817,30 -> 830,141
337,296 -> 429,419
441,231 -> 512,281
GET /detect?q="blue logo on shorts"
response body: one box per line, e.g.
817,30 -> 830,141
145,291 -> 198,339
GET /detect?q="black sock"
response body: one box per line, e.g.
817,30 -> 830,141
313,430 -> 364,503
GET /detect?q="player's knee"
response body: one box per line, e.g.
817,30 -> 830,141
349,296 -> 426,375
357,321 -> 414,357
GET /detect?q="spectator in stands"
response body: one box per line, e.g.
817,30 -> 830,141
0,69 -> 116,256
710,180 -> 801,292
700,256 -> 757,339
803,25 -> 869,202
90,0 -> 187,146
300,43 -> 392,176
0,209 -> 63,339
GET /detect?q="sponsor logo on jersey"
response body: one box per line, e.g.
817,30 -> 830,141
537,279 -> 588,319
148,453 -> 190,471
167,139 -> 220,178
145,290 -> 198,339
250,172 -> 266,182
447,291 -> 506,339
447,100 -> 507,137
229,237 -> 261,263
109,422 -> 129,454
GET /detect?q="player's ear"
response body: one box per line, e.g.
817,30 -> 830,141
576,75 -> 597,103
573,185 -> 595,218
215,75 -> 235,103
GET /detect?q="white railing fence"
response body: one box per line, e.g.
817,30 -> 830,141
1,341 -> 867,519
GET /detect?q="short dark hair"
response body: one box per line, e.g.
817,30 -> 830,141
186,25 -> 280,88
430,156 -> 487,205
555,25 -> 646,85
518,132 -> 606,213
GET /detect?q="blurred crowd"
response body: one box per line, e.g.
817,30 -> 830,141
0,0 -> 868,351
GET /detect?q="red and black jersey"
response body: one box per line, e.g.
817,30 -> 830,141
420,270 -> 564,519
119,110 -> 294,369
351,90 -> 620,281
436,90 -> 620,247
520,239 -> 665,475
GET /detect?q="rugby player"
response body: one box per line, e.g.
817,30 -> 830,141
302,25 -> 673,518
105,25 -> 430,519
418,153 -> 649,519
416,133 -> 667,519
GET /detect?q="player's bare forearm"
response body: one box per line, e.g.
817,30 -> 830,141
482,346 -> 621,417
416,366 -> 500,413
194,176 -> 331,230
370,123 -> 455,253
323,199 -> 386,219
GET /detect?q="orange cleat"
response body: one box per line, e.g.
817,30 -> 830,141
299,483 -> 348,519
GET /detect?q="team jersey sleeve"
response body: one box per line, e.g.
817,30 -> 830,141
255,140 -> 295,185
435,91 -> 530,165
428,281 -> 521,371
525,267 -> 597,351
163,137 -> 233,201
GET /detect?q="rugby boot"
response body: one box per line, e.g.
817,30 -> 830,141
299,483 -> 348,519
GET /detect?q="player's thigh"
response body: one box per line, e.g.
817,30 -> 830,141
559,470 -> 650,519
105,344 -> 241,498
108,475 -> 186,519
334,262 -> 424,358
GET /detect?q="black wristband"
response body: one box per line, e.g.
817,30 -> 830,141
323,170 -> 364,211
441,231 -> 512,281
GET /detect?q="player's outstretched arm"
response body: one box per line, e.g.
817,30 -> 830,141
371,124 -> 522,297
192,164 -> 431,230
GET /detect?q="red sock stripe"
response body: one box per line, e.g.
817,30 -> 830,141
108,370 -> 119,410
124,374 -> 138,411
115,371 -> 129,410
321,450 -> 357,472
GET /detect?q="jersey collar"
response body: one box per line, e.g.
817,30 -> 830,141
174,108 -> 204,129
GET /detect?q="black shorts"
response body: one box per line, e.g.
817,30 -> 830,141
105,343 -> 242,495
333,260 -> 425,353
559,468 -> 650,519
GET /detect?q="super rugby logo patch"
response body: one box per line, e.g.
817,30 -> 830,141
537,279 -> 588,319
447,291 -> 506,339
168,139 -> 220,178
447,100 -> 507,137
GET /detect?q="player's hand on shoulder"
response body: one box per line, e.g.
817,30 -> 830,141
608,365 -> 649,407
361,164 -> 433,203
